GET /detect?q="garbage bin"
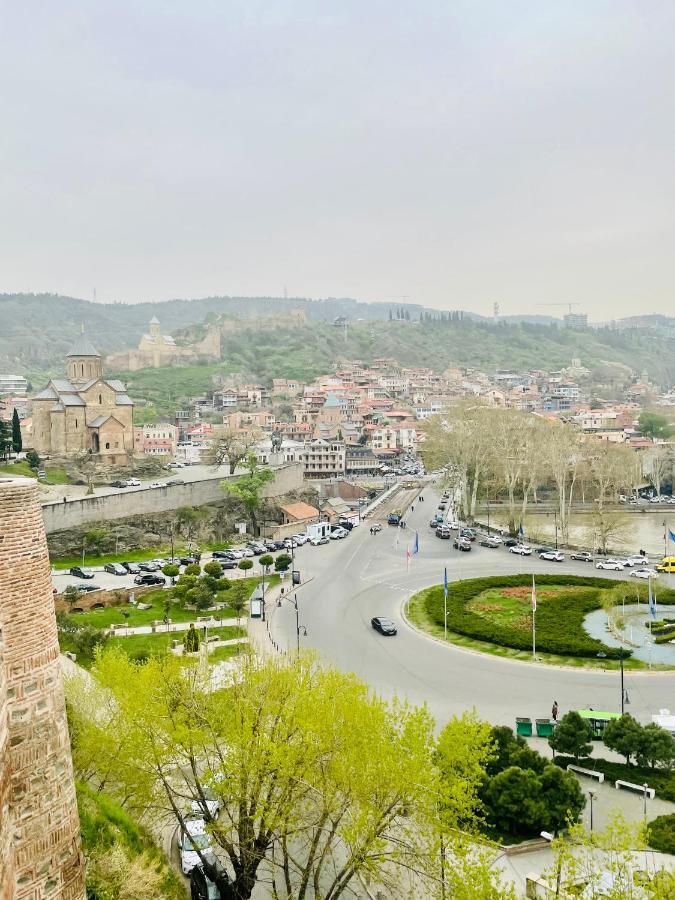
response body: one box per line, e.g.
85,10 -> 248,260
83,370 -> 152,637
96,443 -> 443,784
516,717 -> 533,737
536,719 -> 554,738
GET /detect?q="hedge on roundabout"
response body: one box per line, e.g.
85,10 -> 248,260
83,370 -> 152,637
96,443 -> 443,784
419,574 -> 629,660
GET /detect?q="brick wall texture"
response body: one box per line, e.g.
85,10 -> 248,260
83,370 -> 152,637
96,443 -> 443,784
0,477 -> 85,899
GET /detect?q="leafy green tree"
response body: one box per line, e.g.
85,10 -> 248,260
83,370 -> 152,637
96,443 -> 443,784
63,583 -> 81,613
637,724 -> 675,770
538,764 -> 585,834
172,574 -> 197,603
88,651 -> 448,900
0,420 -> 11,459
220,455 -> 274,534
226,581 -> 249,635
548,711 -> 593,763
186,582 -> 214,612
11,408 -> 22,454
238,559 -> 253,574
184,562 -> 201,576
259,553 -> 274,571
483,767 -> 546,835
435,711 -> 496,831
183,624 -> 200,653
162,563 -> 180,584
639,411 -> 673,440
26,448 -> 41,469
203,561 -> 223,578
274,553 -> 292,573
603,713 -> 644,765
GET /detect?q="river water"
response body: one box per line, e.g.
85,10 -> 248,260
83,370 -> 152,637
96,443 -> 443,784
487,509 -> 674,556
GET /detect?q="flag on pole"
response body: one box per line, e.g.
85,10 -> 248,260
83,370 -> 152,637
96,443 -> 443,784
406,546 -> 412,570
519,522 -> 525,538
444,567 -> 448,601
669,528 -> 675,544
649,579 -> 657,620
412,531 -> 419,556
531,575 -> 537,612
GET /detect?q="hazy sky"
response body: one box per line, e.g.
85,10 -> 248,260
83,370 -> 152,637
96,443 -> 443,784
2,1 -> 675,319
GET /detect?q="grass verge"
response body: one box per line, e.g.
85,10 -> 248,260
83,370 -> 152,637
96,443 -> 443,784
405,590 -> 663,671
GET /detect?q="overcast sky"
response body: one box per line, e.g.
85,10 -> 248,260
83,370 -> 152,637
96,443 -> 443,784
2,1 -> 674,319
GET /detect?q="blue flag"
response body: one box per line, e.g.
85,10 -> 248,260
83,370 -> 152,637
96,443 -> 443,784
649,580 -> 657,620
444,567 -> 448,601
413,531 -> 419,555
669,528 -> 675,544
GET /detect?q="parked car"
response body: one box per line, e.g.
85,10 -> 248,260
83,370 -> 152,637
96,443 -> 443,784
167,477 -> 185,485
460,528 -> 477,541
329,528 -> 347,540
453,538 -> 472,551
190,783 -> 221,819
180,556 -> 198,566
293,534 -> 309,545
429,518 -> 440,528
536,546 -> 556,555
138,561 -> 160,572
540,551 -> 565,562
485,534 -> 502,544
212,550 -> 234,559
245,544 -> 264,555
219,560 -> 237,570
509,545 -> 532,556
436,526 -> 452,539
264,541 -> 278,552
69,566 -> 94,579
180,819 -> 212,876
371,616 -> 397,636
620,555 -> 646,568
189,858 -> 230,900
273,540 -> 286,550
503,537 -> 519,547
337,520 -> 355,531
166,462 -> 184,469
595,560 -> 623,571
121,561 -> 141,574
570,551 -> 594,562
134,573 -> 166,586
229,549 -> 244,559
630,568 -> 659,579
309,536 -> 329,546
109,479 -> 128,488
103,562 -> 128,576
149,481 -> 167,489
437,503 -> 447,511
480,537 -> 501,548
126,478 -> 141,487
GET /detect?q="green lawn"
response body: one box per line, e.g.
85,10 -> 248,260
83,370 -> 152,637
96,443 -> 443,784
51,543 -> 236,569
0,460 -> 71,483
107,625 -> 246,659
66,594 -> 236,629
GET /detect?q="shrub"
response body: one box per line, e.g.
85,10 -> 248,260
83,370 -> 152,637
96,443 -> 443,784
203,561 -> 223,578
648,814 -> 675,855
184,563 -> 201,576
421,575 -> 630,659
238,559 -> 253,572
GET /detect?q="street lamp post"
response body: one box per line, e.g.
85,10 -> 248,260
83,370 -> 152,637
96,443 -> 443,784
277,592 -> 307,653
643,783 -> 649,819
486,499 -> 490,536
588,790 -> 596,831
596,649 -> 629,715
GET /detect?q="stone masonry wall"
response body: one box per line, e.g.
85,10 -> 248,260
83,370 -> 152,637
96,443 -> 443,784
0,477 -> 86,899
41,462 -> 303,533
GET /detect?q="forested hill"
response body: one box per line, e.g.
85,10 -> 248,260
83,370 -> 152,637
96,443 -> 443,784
2,293 -> 674,391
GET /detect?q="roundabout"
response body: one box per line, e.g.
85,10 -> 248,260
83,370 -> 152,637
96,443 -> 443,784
270,488 -> 675,729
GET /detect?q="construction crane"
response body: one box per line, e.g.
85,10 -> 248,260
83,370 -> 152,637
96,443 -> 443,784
540,302 -> 581,314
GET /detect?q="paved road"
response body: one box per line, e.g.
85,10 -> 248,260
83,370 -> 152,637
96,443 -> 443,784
270,490 -> 675,730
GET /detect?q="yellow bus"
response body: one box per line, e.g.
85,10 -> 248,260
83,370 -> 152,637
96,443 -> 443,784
656,557 -> 675,573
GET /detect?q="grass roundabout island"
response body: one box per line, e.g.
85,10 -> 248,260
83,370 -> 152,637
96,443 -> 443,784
407,574 -> 675,670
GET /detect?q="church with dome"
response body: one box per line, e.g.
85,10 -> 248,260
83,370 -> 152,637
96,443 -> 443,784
31,331 -> 134,465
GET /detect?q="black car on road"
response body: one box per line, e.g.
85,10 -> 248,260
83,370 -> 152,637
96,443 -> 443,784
371,617 -> 397,636
134,573 -> 166,586
138,561 -> 160,572
69,566 -> 94,579
503,537 -> 519,547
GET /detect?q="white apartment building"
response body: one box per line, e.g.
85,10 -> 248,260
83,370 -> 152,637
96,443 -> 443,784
0,374 -> 29,395
302,439 -> 346,479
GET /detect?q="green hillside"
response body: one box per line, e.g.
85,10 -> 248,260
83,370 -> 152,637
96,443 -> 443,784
112,317 -> 675,415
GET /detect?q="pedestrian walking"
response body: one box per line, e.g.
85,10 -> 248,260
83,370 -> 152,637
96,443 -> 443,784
411,505 -> 414,513
551,700 -> 559,722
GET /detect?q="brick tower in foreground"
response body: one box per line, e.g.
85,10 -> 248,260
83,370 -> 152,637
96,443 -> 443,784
0,476 -> 85,898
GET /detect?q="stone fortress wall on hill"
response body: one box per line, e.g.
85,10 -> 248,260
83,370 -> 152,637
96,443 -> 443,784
0,477 -> 85,898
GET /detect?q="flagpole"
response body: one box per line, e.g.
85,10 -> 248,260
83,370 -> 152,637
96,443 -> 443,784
532,574 -> 536,662
444,567 -> 448,641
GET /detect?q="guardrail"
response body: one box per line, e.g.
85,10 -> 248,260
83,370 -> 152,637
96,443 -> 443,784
615,779 -> 654,798
566,765 -> 604,783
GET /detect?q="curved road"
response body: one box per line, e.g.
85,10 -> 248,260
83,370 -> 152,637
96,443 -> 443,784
271,491 -> 675,729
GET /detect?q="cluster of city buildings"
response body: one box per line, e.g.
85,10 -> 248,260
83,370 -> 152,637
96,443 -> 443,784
1,336 -> 673,474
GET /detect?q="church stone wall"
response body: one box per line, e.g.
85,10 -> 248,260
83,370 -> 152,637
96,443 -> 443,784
0,477 -> 85,899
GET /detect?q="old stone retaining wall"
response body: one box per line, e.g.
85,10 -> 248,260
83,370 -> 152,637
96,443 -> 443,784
42,463 -> 303,534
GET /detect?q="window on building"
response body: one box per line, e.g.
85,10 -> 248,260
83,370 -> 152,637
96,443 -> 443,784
105,442 -> 110,449
99,394 -> 102,404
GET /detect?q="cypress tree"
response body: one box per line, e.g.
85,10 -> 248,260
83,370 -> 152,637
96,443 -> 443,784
12,408 -> 22,454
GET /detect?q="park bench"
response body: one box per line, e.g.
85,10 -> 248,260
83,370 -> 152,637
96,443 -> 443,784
615,779 -> 654,798
566,765 -> 604,783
